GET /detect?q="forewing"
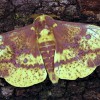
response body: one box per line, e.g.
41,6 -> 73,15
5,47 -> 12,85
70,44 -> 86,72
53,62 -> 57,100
53,21 -> 100,80
0,25 -> 47,87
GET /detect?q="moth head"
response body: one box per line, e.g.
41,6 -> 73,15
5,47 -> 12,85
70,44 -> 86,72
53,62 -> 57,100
34,14 -> 51,22
33,15 -> 56,29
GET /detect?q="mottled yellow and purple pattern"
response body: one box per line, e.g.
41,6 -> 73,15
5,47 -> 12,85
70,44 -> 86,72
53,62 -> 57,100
0,15 -> 100,87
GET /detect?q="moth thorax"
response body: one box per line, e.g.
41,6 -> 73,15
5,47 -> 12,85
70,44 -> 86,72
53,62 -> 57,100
37,28 -> 55,44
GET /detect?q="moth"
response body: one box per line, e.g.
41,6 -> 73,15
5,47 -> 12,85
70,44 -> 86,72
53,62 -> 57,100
0,15 -> 100,87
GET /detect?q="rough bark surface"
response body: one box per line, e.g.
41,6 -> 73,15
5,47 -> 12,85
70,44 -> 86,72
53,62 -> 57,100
0,0 -> 100,100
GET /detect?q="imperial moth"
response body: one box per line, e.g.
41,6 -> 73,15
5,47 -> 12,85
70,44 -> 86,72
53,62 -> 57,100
0,15 -> 100,87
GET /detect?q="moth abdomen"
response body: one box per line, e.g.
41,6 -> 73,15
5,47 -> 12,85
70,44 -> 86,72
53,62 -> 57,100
39,41 -> 55,69
39,41 -> 59,83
